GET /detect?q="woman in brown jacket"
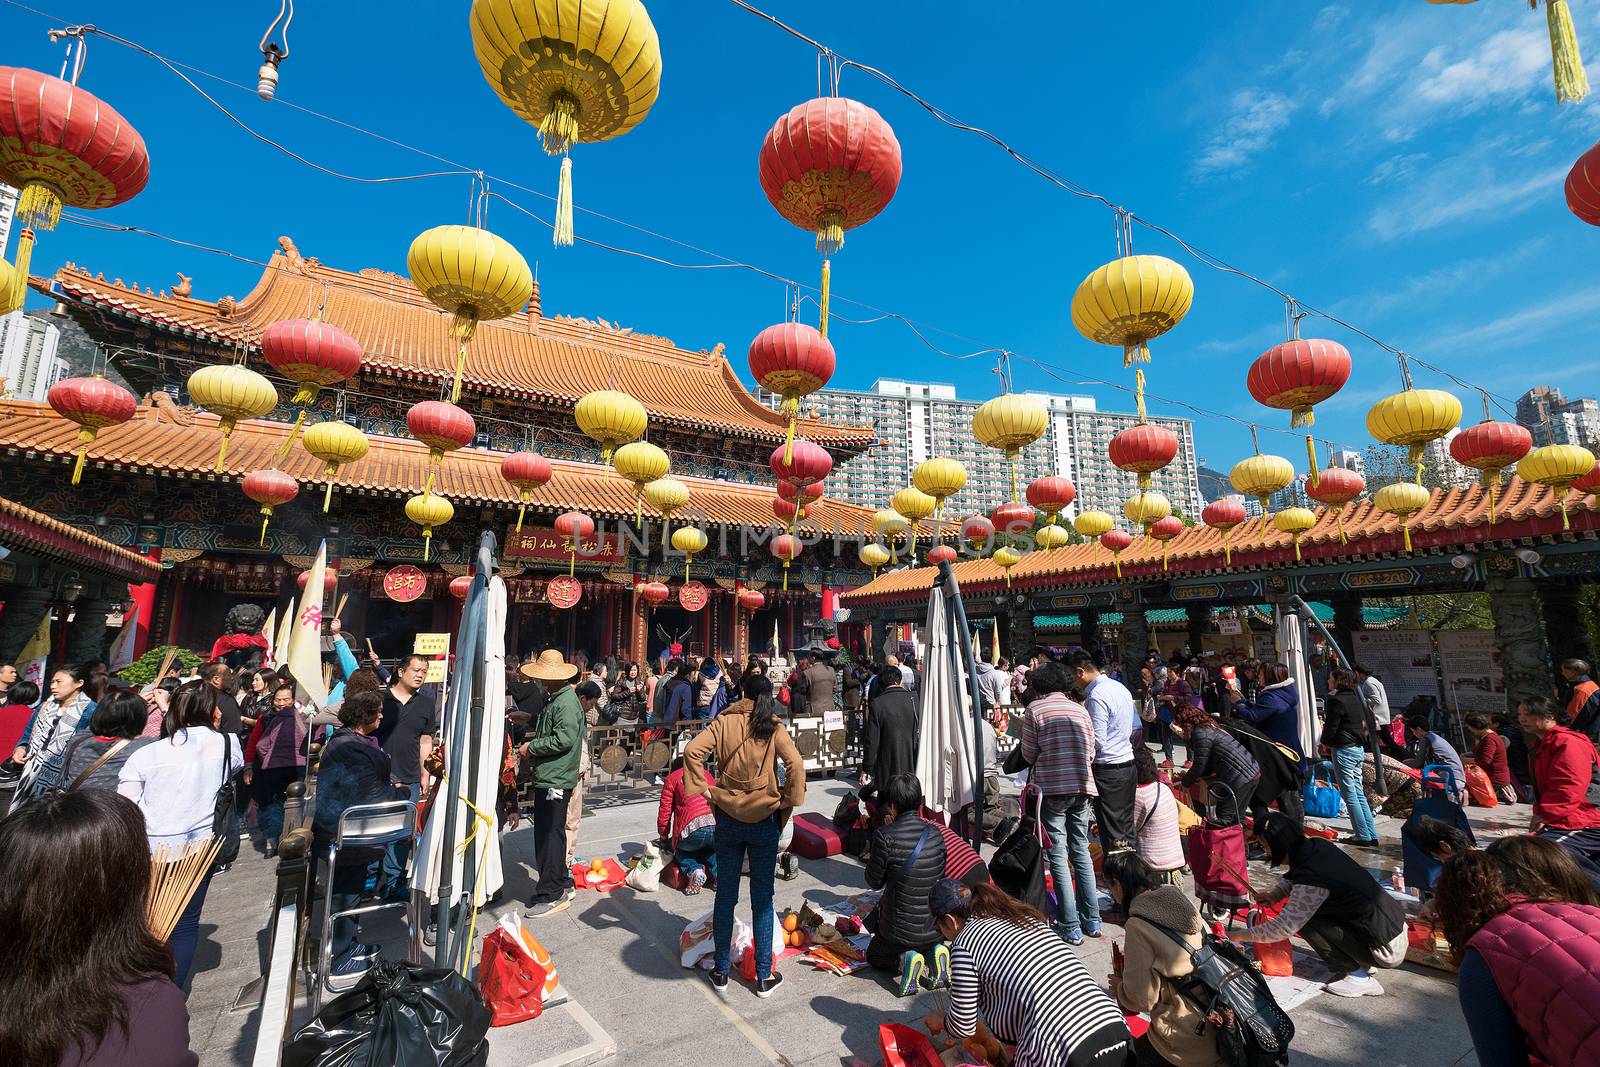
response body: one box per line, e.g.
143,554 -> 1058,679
1104,852 -> 1225,1067
684,675 -> 805,998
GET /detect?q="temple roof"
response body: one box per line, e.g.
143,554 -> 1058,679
0,494 -> 161,583
840,477 -> 1600,606
0,399 -> 874,533
37,236 -> 874,452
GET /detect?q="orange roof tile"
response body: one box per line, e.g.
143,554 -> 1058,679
0,494 -> 161,583
0,399 -> 876,534
39,237 -> 873,451
841,478 -> 1600,605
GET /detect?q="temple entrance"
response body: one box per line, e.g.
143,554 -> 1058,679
646,604 -> 707,665
512,600 -> 606,663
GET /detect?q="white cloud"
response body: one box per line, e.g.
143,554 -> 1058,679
1364,136 -> 1567,241
1413,28 -> 1550,110
1428,287 -> 1600,350
1194,90 -> 1298,176
1365,152 -> 1429,186
1313,4 -> 1348,34
1338,237 -> 1549,318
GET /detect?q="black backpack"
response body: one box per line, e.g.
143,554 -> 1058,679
1152,924 -> 1293,1067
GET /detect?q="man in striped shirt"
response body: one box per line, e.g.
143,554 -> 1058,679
1020,661 -> 1102,944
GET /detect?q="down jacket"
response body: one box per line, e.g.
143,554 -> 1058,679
866,810 -> 947,948
1468,901 -> 1600,1067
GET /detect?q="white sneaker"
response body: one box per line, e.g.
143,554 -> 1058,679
1323,973 -> 1384,998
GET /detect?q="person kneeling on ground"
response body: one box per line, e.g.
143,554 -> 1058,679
1463,712 -> 1519,805
1103,851 -> 1226,1067
657,755 -> 716,893
1231,812 -> 1407,998
928,878 -> 1134,1067
923,809 -> 990,889
1434,840 -> 1600,1067
866,772 -> 949,996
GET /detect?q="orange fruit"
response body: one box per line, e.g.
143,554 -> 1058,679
783,913 -> 799,933
794,930 -> 808,948
590,858 -> 605,872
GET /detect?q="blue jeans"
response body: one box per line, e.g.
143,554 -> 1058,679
1333,745 -> 1378,841
675,825 -> 718,882
712,811 -> 780,979
1041,794 -> 1100,936
381,782 -> 421,891
168,873 -> 211,987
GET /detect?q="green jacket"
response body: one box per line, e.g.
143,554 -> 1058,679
524,684 -> 584,790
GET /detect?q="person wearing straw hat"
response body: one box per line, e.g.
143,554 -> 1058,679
520,650 -> 586,918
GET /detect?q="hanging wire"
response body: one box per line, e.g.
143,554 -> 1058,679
257,0 -> 292,59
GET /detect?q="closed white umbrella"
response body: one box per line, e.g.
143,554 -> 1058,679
915,581 -> 980,818
1275,608 -> 1318,760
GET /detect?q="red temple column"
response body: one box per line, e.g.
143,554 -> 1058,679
127,546 -> 162,660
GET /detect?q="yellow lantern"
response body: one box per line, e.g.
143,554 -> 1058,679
301,420 -> 369,512
1366,389 -> 1462,484
1071,255 -> 1195,367
469,0 -> 662,246
1273,507 -> 1317,562
892,485 -> 937,548
913,456 -> 966,550
408,225 -> 534,402
858,541 -> 892,575
992,545 -> 1022,587
972,394 -> 1048,501
1074,510 -> 1115,538
1123,490 -> 1172,531
871,508 -> 911,562
643,476 -> 689,540
1374,482 -> 1430,553
670,525 -> 708,581
405,493 -> 455,561
613,440 -> 670,527
1230,453 -> 1295,538
1036,523 -> 1069,550
1518,443 -> 1597,530
576,389 -> 647,464
187,365 -> 278,472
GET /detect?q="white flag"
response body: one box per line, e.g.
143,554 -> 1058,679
285,541 -> 330,709
272,602 -> 292,669
16,613 -> 51,687
107,602 -> 140,670
261,607 -> 277,665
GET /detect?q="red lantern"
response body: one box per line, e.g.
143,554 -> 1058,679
408,400 -> 476,498
637,580 -> 670,608
1026,476 -> 1077,520
449,574 -> 473,600
771,533 -> 800,591
773,497 -> 801,526
961,514 -> 995,549
1202,498 -> 1248,565
1449,420 -> 1533,524
1100,528 -> 1133,578
750,322 -> 835,462
1576,459 -> 1600,497
241,468 -> 298,546
927,545 -> 958,565
47,375 -> 137,485
737,588 -> 766,612
778,479 -> 826,507
1108,424 -> 1179,491
758,97 -> 902,338
296,569 -> 339,595
261,318 -> 362,409
1568,140 -> 1600,226
991,502 -> 1036,536
1305,466 -> 1366,544
553,511 -> 596,578
1149,514 -> 1183,572
1247,338 -> 1352,482
0,67 -> 149,314
501,450 -> 553,531
770,438 -> 833,484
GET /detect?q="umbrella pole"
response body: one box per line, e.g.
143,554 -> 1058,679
938,559 -> 989,854
1290,594 -> 1386,800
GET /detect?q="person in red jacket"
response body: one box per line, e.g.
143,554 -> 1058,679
1520,696 -> 1600,873
1464,713 -> 1518,805
657,757 -> 716,893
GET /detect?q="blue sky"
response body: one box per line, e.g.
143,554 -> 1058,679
6,1 -> 1598,472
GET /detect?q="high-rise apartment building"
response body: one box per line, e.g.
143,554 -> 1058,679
0,311 -> 63,401
0,183 -> 16,258
1516,385 -> 1600,451
760,379 -> 1204,522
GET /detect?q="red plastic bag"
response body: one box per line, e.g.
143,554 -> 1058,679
1464,764 -> 1497,808
570,858 -> 628,891
880,1023 -> 943,1067
1248,903 -> 1294,977
479,927 -> 548,1026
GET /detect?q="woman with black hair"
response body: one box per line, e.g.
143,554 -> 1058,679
1102,851 -> 1223,1067
864,772 -> 948,994
1233,813 -> 1406,999
13,664 -> 94,803
56,689 -> 154,792
1130,746 -> 1185,885
929,878 -> 1132,1067
1172,707 -> 1258,827
683,674 -> 805,998
0,789 -> 198,1065
119,680 -> 243,986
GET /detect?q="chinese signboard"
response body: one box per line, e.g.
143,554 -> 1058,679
382,565 -> 428,602
546,576 -> 583,609
504,524 -> 624,565
1350,630 -> 1441,707
679,581 -> 708,612
414,632 -> 449,656
1438,630 -> 1506,713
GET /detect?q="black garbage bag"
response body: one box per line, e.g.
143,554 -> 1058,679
284,958 -> 492,1067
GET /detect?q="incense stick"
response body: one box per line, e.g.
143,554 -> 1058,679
147,837 -> 222,941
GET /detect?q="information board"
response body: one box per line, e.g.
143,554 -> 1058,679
1437,630 -> 1506,713
1349,630 -> 1440,707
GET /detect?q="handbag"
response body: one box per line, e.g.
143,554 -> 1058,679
989,787 -> 1049,914
212,732 -> 242,868
1302,761 -> 1346,820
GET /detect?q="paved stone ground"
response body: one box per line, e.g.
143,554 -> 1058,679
188,757 -> 1510,1067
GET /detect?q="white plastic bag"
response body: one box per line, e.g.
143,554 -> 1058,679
625,840 -> 662,893
677,907 -> 784,969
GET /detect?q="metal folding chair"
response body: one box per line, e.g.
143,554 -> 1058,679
313,799 -> 416,1011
